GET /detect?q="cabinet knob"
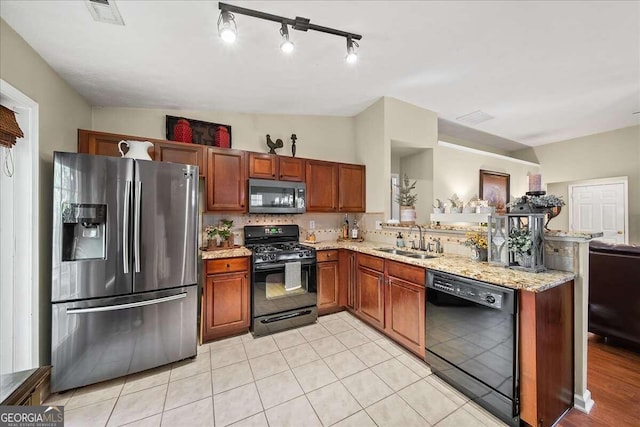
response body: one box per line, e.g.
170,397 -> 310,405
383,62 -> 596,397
226,263 -> 230,268
272,174 -> 275,177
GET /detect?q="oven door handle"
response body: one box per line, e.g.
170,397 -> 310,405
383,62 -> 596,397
260,310 -> 312,324
254,260 -> 315,270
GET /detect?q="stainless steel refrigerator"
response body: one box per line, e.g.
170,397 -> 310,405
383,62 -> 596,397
50,152 -> 198,393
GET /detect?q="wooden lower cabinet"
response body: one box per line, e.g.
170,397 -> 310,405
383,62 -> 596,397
317,254 -> 340,315
519,281 -> 574,427
201,257 -> 250,343
339,250 -> 357,310
357,265 -> 385,329
385,260 -> 425,357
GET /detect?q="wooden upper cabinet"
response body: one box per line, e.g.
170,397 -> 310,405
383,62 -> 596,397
278,156 -> 304,181
248,153 -> 304,182
78,129 -> 205,176
78,129 -> 156,159
338,163 -> 366,212
249,153 -> 278,179
207,148 -> 246,212
305,159 -> 338,212
154,141 -> 205,176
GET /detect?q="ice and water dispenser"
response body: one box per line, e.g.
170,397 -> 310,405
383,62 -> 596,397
61,203 -> 107,261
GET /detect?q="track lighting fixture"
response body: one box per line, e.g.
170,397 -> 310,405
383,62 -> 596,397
218,10 -> 237,43
280,23 -> 295,54
346,36 -> 358,64
218,2 -> 362,62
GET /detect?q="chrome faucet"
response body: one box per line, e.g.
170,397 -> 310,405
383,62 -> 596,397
408,225 -> 426,251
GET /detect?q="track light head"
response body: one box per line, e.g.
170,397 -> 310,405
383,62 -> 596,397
279,23 -> 295,54
218,10 -> 237,43
346,36 -> 358,64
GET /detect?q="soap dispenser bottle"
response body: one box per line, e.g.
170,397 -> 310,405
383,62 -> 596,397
351,220 -> 359,240
396,232 -> 404,247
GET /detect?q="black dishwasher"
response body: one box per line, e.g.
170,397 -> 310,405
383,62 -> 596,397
425,271 -> 519,426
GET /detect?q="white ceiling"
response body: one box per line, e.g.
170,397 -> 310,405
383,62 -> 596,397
1,1 -> 639,148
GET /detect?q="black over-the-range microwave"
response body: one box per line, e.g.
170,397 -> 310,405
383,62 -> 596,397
248,179 -> 306,214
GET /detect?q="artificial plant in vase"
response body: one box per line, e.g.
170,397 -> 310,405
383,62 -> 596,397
433,198 -> 444,214
205,219 -> 234,249
449,194 -> 463,213
507,227 -> 533,267
395,174 -> 418,225
462,232 -> 488,261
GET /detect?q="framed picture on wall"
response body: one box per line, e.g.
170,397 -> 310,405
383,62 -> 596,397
166,115 -> 232,148
479,170 -> 510,214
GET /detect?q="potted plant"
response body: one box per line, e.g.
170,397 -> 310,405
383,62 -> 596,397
507,193 -> 565,229
462,231 -> 488,261
395,174 -> 418,225
463,195 -> 478,213
449,194 -> 463,213
507,227 -> 533,267
433,198 -> 444,214
205,219 -> 234,249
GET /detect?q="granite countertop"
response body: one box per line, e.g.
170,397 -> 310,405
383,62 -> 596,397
201,247 -> 252,259
305,241 -> 575,293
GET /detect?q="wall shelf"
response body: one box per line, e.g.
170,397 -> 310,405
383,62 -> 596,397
430,213 -> 491,223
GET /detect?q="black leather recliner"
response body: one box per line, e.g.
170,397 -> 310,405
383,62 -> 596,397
589,241 -> 640,347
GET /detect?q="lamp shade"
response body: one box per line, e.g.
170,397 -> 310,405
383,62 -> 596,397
0,105 -> 24,149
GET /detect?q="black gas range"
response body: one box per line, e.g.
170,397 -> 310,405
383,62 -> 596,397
244,225 -> 317,336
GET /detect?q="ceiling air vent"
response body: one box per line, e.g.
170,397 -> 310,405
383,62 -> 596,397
456,110 -> 494,125
85,0 -> 125,25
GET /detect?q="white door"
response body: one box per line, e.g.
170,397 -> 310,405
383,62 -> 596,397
570,182 -> 626,243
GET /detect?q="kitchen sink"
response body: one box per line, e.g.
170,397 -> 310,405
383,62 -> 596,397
374,248 -> 438,260
405,253 -> 437,259
374,248 -> 415,256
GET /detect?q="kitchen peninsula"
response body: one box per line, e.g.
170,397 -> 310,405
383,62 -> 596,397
203,240 -> 575,427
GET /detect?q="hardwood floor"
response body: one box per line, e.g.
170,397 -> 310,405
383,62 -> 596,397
559,334 -> 640,427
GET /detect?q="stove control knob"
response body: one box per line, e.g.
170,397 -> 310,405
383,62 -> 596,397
485,295 -> 496,304
299,253 -> 304,257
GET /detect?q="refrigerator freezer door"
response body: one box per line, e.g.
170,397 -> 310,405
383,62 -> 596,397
52,152 -> 134,302
50,285 -> 197,392
133,161 -> 198,292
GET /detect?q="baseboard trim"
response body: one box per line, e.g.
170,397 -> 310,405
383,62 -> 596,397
574,389 -> 594,414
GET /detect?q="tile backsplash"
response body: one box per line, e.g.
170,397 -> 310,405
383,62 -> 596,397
202,212 -> 577,271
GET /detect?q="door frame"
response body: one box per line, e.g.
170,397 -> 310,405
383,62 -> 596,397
568,176 -> 628,244
0,79 -> 40,370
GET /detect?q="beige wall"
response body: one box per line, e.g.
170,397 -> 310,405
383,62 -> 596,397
433,145 -> 540,208
355,98 -> 387,213
384,97 -> 438,148
399,150 -> 434,224
92,107 -> 357,164
0,18 -> 92,364
513,125 -> 640,243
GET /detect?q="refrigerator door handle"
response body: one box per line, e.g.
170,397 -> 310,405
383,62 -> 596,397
123,180 -> 132,274
66,292 -> 187,314
134,180 -> 142,273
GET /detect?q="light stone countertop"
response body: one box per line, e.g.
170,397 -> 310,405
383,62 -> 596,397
304,240 -> 575,293
201,247 -> 252,259
200,241 -> 575,292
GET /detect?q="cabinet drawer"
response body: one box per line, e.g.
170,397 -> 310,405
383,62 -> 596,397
206,257 -> 249,275
357,253 -> 384,272
386,260 -> 426,286
317,250 -> 339,263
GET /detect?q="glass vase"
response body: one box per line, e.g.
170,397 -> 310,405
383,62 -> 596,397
472,248 -> 488,262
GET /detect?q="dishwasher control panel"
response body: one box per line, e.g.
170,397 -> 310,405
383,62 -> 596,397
429,273 -> 506,310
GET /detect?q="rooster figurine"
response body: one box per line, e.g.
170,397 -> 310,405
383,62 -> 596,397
266,134 -> 284,154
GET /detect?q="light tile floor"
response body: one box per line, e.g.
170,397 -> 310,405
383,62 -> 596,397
46,311 -> 508,427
